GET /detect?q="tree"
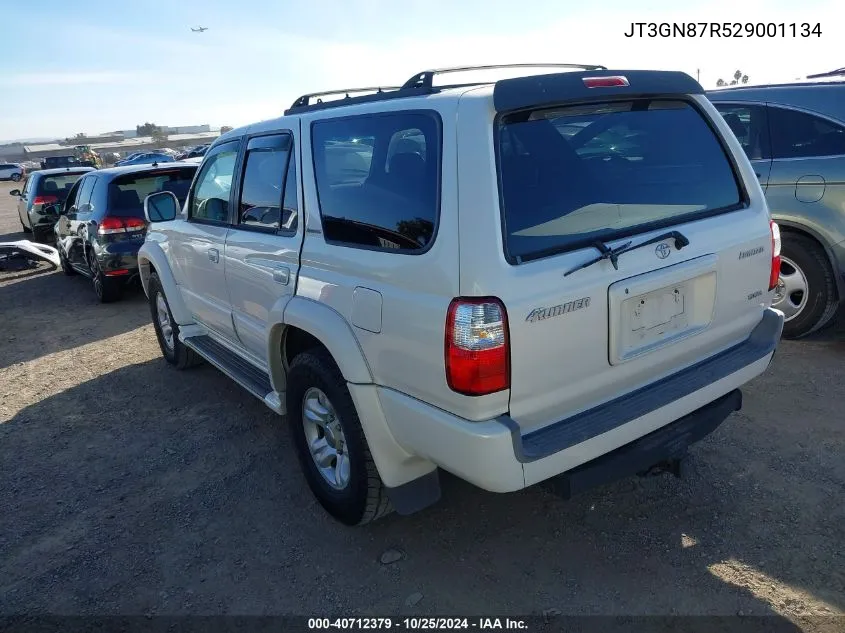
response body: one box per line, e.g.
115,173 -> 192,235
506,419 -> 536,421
136,122 -> 159,137
716,70 -> 750,87
151,126 -> 169,148
220,125 -> 233,134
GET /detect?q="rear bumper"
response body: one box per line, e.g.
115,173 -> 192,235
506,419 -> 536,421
379,307 -> 783,494
96,242 -> 141,280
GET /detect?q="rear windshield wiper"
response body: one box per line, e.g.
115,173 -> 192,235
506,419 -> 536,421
563,231 -> 689,277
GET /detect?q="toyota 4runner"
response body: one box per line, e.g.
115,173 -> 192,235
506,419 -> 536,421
138,64 -> 784,526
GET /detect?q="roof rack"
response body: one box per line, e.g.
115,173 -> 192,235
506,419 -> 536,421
284,63 -> 607,115
288,86 -> 402,110
806,67 -> 845,79
399,63 -> 607,90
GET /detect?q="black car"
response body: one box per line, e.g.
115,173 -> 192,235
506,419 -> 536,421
41,155 -> 96,170
52,162 -> 197,302
11,167 -> 94,239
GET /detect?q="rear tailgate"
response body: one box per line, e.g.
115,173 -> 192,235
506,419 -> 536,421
457,71 -> 775,435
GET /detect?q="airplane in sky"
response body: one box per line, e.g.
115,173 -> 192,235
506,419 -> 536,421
191,27 -> 208,33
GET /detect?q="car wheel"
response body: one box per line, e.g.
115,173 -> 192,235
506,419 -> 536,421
11,173 -> 21,182
148,272 -> 202,369
775,233 -> 838,339
87,248 -> 122,303
287,348 -> 392,526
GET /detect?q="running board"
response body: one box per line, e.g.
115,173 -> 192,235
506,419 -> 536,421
182,335 -> 282,413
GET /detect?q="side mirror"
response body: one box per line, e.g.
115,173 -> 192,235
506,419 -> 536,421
9,189 -> 20,196
144,191 -> 179,223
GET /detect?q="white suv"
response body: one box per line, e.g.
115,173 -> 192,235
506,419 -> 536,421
138,64 -> 784,525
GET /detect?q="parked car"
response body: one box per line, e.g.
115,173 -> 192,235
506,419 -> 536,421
176,145 -> 209,160
139,65 -> 782,526
0,162 -> 24,181
709,77 -> 845,338
52,162 -> 197,302
115,152 -> 175,167
40,155 -> 95,170
9,167 -> 94,238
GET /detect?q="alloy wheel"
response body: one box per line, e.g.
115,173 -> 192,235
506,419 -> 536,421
772,255 -> 809,322
301,387 -> 350,490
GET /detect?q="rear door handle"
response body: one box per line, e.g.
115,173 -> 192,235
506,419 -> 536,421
208,248 -> 219,263
273,266 -> 290,285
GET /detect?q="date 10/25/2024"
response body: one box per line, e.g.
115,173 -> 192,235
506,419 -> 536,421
624,22 -> 822,38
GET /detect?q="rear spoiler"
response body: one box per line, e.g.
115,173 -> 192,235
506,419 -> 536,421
493,69 -> 704,113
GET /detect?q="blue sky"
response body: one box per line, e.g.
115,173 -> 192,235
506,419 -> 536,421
0,0 -> 840,141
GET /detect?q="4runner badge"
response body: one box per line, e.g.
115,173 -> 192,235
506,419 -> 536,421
526,297 -> 591,323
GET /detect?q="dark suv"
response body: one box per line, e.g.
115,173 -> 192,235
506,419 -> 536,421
52,162 -> 197,302
709,77 -> 845,338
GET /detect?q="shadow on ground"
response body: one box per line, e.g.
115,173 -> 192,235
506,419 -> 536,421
0,264 -> 149,370
0,352 -> 841,620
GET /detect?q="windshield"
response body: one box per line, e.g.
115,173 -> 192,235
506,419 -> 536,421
107,167 -> 196,217
497,99 -> 743,262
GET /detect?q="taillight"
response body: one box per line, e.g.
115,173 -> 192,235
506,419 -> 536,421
97,216 -> 146,235
445,298 -> 510,396
32,195 -> 58,205
123,217 -> 146,232
769,221 -> 781,291
583,75 -> 630,88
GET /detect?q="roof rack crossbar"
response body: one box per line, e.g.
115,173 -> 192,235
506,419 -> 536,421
400,63 -> 607,90
289,86 -> 402,110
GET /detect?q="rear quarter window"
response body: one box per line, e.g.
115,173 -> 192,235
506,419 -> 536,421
312,111 -> 441,253
498,99 -> 743,263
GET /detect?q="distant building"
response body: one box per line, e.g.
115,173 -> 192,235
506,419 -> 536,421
23,130 -> 220,160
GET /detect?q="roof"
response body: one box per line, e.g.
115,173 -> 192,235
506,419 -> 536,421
86,161 -> 200,180
28,167 -> 96,177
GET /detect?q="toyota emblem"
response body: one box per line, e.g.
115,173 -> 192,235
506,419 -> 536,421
655,243 -> 671,259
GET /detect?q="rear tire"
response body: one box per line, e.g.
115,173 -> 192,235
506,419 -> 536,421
11,173 -> 21,182
88,248 -> 122,303
777,233 -> 838,339
287,348 -> 392,526
148,272 -> 202,369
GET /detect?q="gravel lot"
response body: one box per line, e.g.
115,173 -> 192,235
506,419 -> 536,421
1,180 -> 843,627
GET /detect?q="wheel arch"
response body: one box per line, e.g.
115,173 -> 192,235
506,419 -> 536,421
775,219 -> 843,302
137,242 -> 192,324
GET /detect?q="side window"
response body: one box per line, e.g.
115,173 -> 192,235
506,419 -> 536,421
63,179 -> 82,212
21,176 -> 32,196
714,104 -> 770,160
190,140 -> 240,222
312,112 -> 440,252
768,106 -> 845,159
238,134 -> 291,231
73,176 -> 96,212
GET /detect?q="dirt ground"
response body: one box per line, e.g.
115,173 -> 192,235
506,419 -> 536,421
1,180 -> 843,627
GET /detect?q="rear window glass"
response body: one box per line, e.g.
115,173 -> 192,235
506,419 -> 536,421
312,112 -> 440,252
108,167 -> 196,217
37,173 -> 87,199
498,99 -> 742,262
